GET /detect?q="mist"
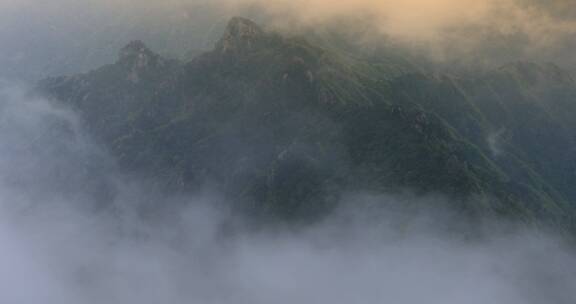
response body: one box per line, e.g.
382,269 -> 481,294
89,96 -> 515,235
2,0 -> 576,81
2,1 -> 576,303
0,83 -> 574,303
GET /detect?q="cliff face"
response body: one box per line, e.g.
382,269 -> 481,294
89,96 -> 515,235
41,18 -> 576,227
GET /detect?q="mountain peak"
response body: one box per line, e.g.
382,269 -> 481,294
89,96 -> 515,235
117,40 -> 163,83
216,17 -> 265,54
226,17 -> 263,35
119,40 -> 153,61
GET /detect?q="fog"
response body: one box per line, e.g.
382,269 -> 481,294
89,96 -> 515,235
0,83 -> 575,303
2,1 -> 576,303
2,0 -> 576,81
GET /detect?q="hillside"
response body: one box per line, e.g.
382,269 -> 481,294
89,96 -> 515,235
40,17 -> 576,229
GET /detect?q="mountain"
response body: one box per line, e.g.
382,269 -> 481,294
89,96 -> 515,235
40,17 -> 576,229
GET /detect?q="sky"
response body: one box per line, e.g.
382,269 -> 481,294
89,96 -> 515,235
1,0 -> 576,80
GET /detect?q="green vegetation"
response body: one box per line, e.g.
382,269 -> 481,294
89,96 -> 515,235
41,17 -> 576,230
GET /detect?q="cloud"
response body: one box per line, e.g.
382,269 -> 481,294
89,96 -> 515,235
228,0 -> 492,40
220,0 -> 576,65
2,0 -> 576,81
1,3 -> 576,301
0,83 -> 575,303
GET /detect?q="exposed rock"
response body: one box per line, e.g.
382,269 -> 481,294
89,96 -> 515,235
118,40 -> 164,83
215,17 -> 265,55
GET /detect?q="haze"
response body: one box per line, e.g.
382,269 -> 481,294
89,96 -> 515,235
1,1 -> 576,303
2,0 -> 576,80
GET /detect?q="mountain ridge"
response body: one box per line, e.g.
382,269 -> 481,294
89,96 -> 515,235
40,17 -> 576,229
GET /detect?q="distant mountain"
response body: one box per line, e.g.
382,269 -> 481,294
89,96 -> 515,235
40,18 -> 576,229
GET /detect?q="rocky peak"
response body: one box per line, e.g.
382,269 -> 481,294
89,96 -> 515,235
117,40 -> 162,83
216,17 -> 266,55
119,40 -> 154,62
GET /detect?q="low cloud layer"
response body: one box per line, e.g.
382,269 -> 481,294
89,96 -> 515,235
1,83 -> 576,303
